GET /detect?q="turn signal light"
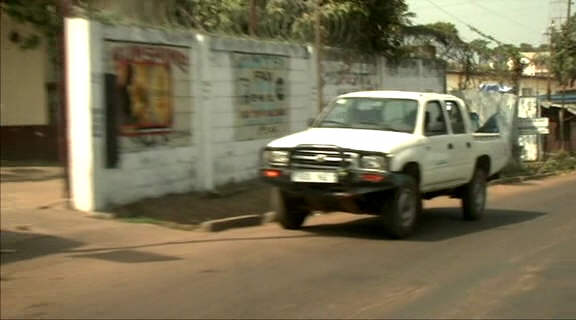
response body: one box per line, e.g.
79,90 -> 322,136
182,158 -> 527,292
263,169 -> 282,178
361,173 -> 385,183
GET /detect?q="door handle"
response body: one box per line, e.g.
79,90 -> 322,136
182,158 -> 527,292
448,143 -> 454,150
466,142 -> 471,148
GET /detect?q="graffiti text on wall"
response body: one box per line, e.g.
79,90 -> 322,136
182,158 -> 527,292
233,53 -> 289,141
322,60 -> 379,89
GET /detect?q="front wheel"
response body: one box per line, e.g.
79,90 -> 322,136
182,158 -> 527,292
461,168 -> 488,220
271,188 -> 310,230
382,175 -> 422,239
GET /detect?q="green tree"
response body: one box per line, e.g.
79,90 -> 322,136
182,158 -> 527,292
0,0 -> 63,48
551,14 -> 576,88
171,0 -> 413,56
519,42 -> 536,52
404,22 -> 479,88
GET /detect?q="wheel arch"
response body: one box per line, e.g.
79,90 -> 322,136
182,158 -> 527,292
476,155 -> 491,175
402,162 -> 421,186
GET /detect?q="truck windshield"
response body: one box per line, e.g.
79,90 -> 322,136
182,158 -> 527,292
313,98 -> 419,133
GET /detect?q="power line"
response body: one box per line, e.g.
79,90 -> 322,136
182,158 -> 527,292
410,0 -> 470,11
469,1 -> 542,33
421,0 -> 504,44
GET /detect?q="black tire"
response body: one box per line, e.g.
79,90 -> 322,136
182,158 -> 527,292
271,188 -> 310,230
382,175 -> 422,239
461,168 -> 488,221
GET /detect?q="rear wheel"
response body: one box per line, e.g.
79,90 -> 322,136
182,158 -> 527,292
382,175 -> 422,239
271,188 -> 310,230
461,168 -> 488,220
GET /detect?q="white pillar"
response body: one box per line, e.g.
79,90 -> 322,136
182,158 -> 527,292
65,18 -> 95,210
195,34 -> 214,191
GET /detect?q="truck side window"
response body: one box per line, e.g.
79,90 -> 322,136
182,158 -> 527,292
446,101 -> 466,134
424,101 -> 448,136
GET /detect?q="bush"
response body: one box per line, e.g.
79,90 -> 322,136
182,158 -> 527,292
536,152 -> 576,174
500,152 -> 576,178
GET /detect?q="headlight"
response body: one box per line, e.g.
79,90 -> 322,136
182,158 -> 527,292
264,150 -> 290,166
360,155 -> 387,170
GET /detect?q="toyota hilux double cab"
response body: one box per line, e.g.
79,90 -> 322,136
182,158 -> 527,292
260,91 -> 511,238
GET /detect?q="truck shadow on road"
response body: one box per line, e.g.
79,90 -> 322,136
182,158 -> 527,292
0,230 -> 84,266
302,208 -> 546,241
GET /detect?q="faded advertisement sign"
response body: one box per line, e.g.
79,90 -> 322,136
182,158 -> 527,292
106,41 -> 189,136
104,41 -> 192,154
233,53 -> 289,140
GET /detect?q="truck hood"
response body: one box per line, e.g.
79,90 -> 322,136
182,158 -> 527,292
267,128 -> 423,153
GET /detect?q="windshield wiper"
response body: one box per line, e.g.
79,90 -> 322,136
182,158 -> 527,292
356,123 -> 410,133
317,120 -> 350,127
378,127 -> 406,132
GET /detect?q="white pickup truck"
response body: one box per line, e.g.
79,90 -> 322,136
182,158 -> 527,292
260,91 -> 511,238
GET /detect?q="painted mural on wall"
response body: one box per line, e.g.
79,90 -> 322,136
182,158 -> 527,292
105,41 -> 192,152
233,53 -> 289,140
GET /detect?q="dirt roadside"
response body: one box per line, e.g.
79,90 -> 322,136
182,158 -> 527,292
3,157 -> 574,230
0,165 -> 272,227
110,180 -> 272,225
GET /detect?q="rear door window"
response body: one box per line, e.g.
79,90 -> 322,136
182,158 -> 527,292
445,101 -> 466,134
424,101 -> 448,136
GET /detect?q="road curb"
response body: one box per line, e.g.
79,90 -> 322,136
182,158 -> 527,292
262,211 -> 277,223
199,214 -> 264,232
87,211 -> 116,220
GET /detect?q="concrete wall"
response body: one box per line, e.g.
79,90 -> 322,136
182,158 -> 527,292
382,59 -> 446,93
0,12 -> 48,126
66,18 -> 446,211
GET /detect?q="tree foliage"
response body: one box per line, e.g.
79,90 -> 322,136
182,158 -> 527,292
171,0 -> 412,55
0,0 -> 62,48
551,14 -> 576,87
405,21 -> 531,91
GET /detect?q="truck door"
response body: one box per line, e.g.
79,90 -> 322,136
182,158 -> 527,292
421,100 -> 458,191
445,100 -> 475,183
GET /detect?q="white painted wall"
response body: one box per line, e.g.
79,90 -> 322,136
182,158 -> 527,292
518,97 -> 540,161
67,19 -> 446,211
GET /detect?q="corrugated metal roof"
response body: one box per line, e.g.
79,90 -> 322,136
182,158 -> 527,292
538,93 -> 576,103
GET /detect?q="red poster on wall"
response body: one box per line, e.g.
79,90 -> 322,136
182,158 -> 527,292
106,42 -> 189,136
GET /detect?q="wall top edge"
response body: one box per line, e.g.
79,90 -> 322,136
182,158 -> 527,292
210,36 -> 310,58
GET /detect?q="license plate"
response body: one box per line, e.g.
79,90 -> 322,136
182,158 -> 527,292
291,171 -> 338,183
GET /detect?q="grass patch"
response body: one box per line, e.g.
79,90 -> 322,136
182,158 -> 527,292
117,217 -> 167,225
501,152 -> 576,178
117,217 -> 198,231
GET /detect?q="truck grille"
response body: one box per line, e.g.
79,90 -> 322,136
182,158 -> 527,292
290,146 -> 357,170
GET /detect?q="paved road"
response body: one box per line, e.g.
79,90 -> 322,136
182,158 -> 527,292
2,173 -> 576,319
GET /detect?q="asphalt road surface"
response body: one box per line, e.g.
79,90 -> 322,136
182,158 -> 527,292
2,173 -> 576,319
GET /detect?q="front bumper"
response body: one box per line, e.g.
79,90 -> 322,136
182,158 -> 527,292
260,167 -> 403,196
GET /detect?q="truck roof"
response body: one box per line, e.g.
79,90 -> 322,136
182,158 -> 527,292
338,90 -> 458,101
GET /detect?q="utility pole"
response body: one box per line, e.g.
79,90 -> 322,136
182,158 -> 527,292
56,0 -> 72,205
559,0 -> 572,150
546,24 -> 554,101
315,0 -> 324,112
249,0 -> 257,36
558,0 -> 572,151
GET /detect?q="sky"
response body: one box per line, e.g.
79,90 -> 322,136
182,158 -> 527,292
404,0 -> 566,46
